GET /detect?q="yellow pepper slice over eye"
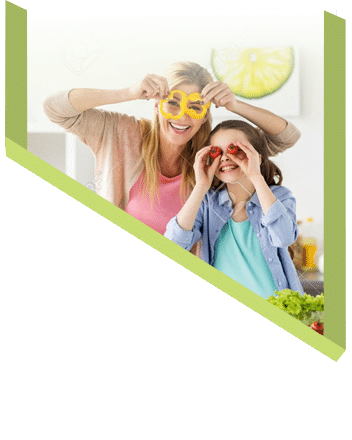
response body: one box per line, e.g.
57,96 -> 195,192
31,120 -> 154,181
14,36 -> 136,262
160,90 -> 187,120
160,90 -> 211,120
186,92 -> 211,119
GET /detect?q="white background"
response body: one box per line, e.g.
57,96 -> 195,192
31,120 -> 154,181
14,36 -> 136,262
28,7 -> 325,249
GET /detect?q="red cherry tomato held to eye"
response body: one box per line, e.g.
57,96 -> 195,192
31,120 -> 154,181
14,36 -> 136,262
227,143 -> 239,155
209,146 -> 221,159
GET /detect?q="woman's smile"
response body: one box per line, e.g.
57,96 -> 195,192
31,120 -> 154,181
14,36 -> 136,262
169,121 -> 191,134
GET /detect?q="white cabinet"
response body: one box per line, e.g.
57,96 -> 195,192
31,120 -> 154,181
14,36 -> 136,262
27,126 -> 95,189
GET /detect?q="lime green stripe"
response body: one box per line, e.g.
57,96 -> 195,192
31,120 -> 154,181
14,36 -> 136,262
5,1 -> 27,149
324,12 -> 346,348
4,137 -> 346,361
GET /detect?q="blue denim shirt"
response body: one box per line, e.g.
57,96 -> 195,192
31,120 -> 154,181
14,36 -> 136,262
164,185 -> 304,295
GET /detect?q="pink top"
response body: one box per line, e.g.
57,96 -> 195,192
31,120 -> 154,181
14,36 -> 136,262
125,170 -> 183,235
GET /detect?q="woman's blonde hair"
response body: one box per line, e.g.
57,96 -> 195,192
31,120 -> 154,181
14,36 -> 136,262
139,61 -> 214,206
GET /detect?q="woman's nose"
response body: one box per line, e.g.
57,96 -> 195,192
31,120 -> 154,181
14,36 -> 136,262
177,113 -> 192,124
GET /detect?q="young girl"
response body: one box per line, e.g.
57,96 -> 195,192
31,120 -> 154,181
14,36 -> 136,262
164,120 -> 304,299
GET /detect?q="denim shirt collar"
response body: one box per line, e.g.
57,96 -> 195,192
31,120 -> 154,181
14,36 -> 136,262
218,188 -> 232,206
217,186 -> 261,207
248,190 -> 260,206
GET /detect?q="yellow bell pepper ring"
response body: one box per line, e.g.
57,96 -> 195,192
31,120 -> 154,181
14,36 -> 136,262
186,92 -> 211,119
160,90 -> 211,120
160,90 -> 187,120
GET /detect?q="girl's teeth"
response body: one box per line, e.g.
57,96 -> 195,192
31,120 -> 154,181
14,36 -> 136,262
221,166 -> 238,171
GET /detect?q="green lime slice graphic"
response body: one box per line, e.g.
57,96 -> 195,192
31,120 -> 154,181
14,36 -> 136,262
211,47 -> 295,99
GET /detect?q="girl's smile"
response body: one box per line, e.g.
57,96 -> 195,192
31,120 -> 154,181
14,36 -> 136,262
218,163 -> 240,173
211,129 -> 250,183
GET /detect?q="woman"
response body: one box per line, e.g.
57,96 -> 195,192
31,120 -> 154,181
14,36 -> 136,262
42,61 -> 300,236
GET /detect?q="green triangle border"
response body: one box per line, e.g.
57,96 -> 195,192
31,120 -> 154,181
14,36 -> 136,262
5,2 -> 346,361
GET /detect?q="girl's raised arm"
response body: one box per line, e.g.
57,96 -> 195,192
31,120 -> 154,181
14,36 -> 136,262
177,147 -> 220,230
260,187 -> 298,248
164,147 -> 220,249
176,185 -> 209,231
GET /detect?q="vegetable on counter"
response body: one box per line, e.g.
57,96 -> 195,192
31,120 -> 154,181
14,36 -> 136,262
310,320 -> 324,335
267,289 -> 324,335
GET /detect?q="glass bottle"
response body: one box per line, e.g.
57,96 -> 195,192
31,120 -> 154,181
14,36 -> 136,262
301,217 -> 318,271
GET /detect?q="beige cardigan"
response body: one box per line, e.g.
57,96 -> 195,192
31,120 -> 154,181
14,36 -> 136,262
43,89 -> 301,210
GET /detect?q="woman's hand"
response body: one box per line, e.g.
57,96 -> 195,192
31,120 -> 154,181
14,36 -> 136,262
193,146 -> 221,193
228,141 -> 262,181
129,74 -> 170,101
200,81 -> 238,112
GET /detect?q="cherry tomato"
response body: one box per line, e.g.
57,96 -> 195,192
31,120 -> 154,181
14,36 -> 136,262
309,321 -> 324,335
209,146 -> 221,159
227,143 -> 239,155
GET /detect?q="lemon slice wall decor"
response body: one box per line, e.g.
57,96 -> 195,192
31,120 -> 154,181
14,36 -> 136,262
211,47 -> 295,99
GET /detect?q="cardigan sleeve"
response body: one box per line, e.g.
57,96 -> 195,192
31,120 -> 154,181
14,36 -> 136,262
257,121 -> 301,157
42,89 -> 140,157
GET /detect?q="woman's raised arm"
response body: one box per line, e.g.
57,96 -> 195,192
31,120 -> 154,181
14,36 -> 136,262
67,88 -> 134,112
42,88 -> 138,156
42,74 -> 171,155
68,72 -> 170,112
227,99 -> 287,136
201,81 -> 301,155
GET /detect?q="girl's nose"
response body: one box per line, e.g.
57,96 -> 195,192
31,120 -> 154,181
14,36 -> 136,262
220,153 -> 230,162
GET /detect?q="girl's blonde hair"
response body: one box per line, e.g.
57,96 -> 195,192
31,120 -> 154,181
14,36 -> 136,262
139,61 -> 214,206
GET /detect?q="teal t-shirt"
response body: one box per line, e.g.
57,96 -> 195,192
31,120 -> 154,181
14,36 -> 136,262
214,218 -> 278,299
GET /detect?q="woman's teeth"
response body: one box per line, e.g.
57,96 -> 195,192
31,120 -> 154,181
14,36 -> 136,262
170,122 -> 190,133
220,165 -> 239,172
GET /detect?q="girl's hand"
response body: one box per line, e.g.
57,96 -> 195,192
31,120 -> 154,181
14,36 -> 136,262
200,81 -> 238,112
193,146 -> 221,192
228,141 -> 262,181
129,74 -> 170,101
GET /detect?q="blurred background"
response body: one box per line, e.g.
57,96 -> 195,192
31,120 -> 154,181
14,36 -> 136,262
27,10 -> 324,294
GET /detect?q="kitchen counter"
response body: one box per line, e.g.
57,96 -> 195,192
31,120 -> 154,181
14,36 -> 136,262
297,270 -> 324,296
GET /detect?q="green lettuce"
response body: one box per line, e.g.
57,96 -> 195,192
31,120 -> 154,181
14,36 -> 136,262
267,289 -> 324,322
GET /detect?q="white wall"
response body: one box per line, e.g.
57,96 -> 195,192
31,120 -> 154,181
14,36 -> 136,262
27,132 -> 66,174
28,10 -> 324,252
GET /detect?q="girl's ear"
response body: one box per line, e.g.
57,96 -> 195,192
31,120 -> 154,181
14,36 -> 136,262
259,154 -> 262,165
